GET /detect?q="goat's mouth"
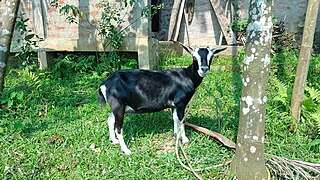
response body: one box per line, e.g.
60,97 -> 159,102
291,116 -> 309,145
197,70 -> 208,77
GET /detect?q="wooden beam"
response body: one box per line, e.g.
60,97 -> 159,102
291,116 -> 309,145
33,0 -> 47,69
210,0 -> 236,45
173,0 -> 186,41
167,0 -> 182,40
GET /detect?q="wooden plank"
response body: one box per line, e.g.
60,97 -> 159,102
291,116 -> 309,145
173,0 -> 186,41
210,0 -> 236,45
33,0 -> 47,69
167,0 -> 182,40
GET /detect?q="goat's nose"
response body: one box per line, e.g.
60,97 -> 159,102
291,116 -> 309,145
201,66 -> 209,72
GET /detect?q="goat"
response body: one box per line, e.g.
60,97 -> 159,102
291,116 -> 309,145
98,43 -> 227,155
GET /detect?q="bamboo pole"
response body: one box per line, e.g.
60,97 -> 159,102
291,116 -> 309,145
290,0 -> 319,121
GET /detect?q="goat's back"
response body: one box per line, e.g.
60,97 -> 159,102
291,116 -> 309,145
101,68 -> 195,113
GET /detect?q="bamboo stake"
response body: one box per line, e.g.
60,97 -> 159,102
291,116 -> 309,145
290,0 -> 319,121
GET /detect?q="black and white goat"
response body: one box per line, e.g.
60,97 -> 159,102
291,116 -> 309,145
98,43 -> 227,155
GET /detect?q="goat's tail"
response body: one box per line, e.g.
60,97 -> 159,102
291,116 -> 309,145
98,85 -> 107,107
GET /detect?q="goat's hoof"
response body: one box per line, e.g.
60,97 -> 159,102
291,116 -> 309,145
182,137 -> 190,144
110,139 -> 119,144
121,149 -> 132,155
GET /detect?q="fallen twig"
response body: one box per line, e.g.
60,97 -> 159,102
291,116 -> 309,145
185,121 -> 236,149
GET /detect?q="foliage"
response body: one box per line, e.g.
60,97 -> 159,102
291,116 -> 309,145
12,13 -> 43,68
267,50 -> 320,144
1,91 -> 25,109
230,19 -> 248,32
302,86 -> 320,135
50,52 -> 138,79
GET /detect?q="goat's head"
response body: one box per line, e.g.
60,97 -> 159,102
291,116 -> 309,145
180,43 -> 227,77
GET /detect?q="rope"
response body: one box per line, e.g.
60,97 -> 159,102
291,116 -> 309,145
175,91 -> 232,179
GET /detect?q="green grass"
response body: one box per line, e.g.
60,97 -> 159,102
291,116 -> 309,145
1,52 -> 319,179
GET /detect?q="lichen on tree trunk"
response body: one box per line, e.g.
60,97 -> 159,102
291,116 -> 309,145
0,0 -> 20,93
230,0 -> 273,179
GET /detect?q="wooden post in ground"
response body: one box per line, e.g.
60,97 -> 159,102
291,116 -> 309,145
33,0 -> 47,69
167,0 -> 182,41
290,0 -> 319,121
210,0 -> 236,45
136,0 -> 159,70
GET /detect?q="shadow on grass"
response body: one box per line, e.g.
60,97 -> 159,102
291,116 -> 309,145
121,107 -> 239,143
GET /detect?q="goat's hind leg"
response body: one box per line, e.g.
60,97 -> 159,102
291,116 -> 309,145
107,96 -> 131,155
112,105 -> 131,155
107,113 -> 118,144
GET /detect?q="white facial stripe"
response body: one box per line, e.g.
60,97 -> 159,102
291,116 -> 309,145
193,48 -> 212,77
193,49 -> 202,67
207,48 -> 214,65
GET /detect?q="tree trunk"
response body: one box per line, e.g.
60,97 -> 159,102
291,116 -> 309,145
230,0 -> 273,179
290,0 -> 319,122
0,0 -> 20,93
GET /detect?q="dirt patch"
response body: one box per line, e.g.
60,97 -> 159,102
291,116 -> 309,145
155,136 -> 175,154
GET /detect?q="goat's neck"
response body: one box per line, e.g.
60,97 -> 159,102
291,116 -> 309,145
186,63 -> 203,88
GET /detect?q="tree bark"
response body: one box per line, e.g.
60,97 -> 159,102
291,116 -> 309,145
0,0 -> 20,93
230,0 -> 273,179
290,0 -> 319,122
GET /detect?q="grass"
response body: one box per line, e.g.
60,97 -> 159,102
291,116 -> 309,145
1,51 -> 319,179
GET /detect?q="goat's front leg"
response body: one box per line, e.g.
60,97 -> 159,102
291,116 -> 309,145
172,108 -> 189,144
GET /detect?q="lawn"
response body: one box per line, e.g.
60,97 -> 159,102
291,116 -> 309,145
1,51 -> 319,179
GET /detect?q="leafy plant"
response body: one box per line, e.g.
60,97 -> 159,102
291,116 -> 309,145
1,91 -> 25,109
269,77 -> 291,109
13,13 -> 44,68
51,54 -> 95,78
51,52 -> 138,78
302,86 -> 320,135
230,19 -> 248,32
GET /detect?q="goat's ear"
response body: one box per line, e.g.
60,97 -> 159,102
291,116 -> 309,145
180,43 -> 194,54
212,47 -> 227,54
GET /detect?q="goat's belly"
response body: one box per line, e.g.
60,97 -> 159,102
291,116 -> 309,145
125,103 -> 173,114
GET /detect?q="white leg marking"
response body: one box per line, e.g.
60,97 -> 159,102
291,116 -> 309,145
115,128 -> 131,155
173,109 -> 179,139
173,109 -> 189,144
107,113 -> 118,144
180,122 -> 189,144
